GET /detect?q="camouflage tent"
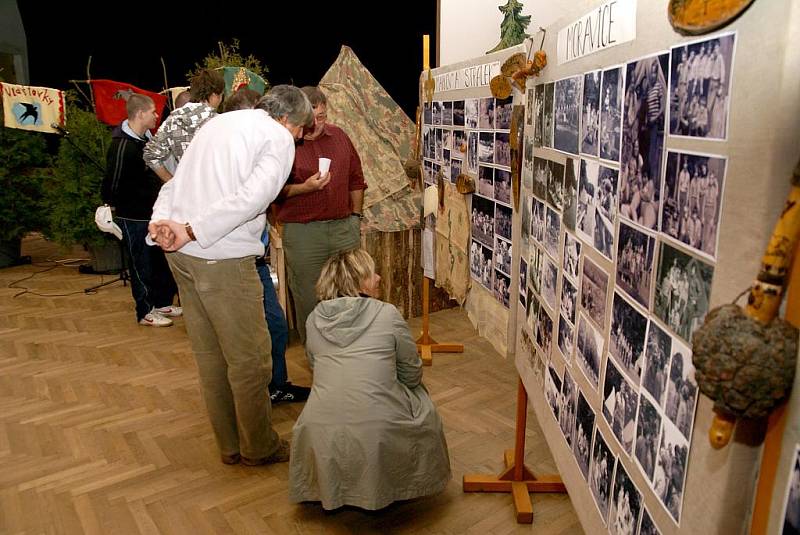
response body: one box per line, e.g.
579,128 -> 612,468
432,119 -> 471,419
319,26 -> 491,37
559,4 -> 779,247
319,46 -> 421,232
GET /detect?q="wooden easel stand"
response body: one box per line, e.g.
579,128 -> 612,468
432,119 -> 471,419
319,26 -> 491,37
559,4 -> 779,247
463,379 -> 567,524
416,276 -> 464,365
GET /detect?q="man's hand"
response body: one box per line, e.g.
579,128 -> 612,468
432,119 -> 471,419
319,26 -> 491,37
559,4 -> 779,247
149,220 -> 191,251
302,171 -> 331,193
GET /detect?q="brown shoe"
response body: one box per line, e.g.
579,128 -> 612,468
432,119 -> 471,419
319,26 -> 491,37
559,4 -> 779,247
221,453 -> 241,465
241,439 -> 290,466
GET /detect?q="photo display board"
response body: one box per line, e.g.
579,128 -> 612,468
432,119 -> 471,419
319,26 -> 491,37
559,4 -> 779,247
513,0 -> 799,534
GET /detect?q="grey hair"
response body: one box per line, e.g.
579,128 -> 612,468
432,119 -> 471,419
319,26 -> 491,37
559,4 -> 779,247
255,85 -> 313,128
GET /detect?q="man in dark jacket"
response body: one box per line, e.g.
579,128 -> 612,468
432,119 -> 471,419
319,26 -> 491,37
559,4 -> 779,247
101,93 -> 180,326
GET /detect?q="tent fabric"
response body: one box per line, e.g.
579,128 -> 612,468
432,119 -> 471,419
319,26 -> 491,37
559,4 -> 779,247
319,46 -> 420,232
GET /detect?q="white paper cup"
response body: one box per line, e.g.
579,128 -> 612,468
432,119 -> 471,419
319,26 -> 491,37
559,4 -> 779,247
319,157 -> 332,174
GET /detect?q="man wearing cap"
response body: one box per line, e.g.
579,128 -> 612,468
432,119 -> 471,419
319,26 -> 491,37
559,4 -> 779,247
274,86 -> 367,344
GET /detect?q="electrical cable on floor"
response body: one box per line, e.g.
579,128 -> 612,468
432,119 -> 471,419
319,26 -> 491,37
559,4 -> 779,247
5,259 -> 114,298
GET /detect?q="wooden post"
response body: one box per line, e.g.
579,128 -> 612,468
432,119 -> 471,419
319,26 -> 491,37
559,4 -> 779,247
749,247 -> 800,534
463,379 -> 567,524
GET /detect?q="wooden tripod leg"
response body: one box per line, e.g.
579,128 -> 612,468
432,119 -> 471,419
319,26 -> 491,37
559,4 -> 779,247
415,277 -> 464,366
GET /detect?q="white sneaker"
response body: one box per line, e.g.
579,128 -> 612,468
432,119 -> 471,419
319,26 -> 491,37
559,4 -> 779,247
154,305 -> 183,317
139,311 -> 173,327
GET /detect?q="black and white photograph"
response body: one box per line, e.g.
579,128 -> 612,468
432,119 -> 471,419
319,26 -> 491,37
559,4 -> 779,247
532,198 -> 545,244
619,53 -> 669,231
423,102 -> 432,125
558,314 -> 575,362
452,129 -> 466,159
576,313 -> 603,389
535,351 -> 546,386
560,276 -> 578,326
478,132 -> 494,164
560,369 -> 578,447
494,236 -> 512,276
521,195 -> 532,247
442,150 -> 451,180
547,160 -> 566,211
432,101 -> 442,125
443,129 -> 453,151
563,231 -> 582,282
534,84 -> 545,147
495,96 -> 513,130
494,169 -> 511,205
443,101 -> 453,126
495,132 -> 511,167
545,206 -> 561,260
465,98 -> 479,129
526,289 -> 539,336
526,87 -> 535,126
780,444 -> 800,535
616,221 -> 656,309
470,239 -> 493,291
642,321 -> 672,407
573,390 -> 595,481
453,100 -> 465,127
554,75 -> 581,155
435,128 -> 443,161
467,131 -> 478,174
478,165 -> 494,198
669,34 -> 735,140
582,70 -> 601,157
533,156 -> 549,200
563,157 -> 579,232
451,158 -> 462,183
634,393 -> 662,482
654,242 -> 714,342
610,291 -> 648,383
652,418 -> 689,522
541,256 -> 559,313
520,258 -> 528,305
495,204 -> 512,241
537,307 -> 554,359
638,507 -> 662,535
661,150 -> 726,259
432,163 -> 441,183
523,134 -> 534,190
603,357 -> 638,454
546,362 -> 563,422
609,460 -> 642,535
529,246 -> 542,295
664,337 -> 698,441
494,269 -> 511,309
543,82 -> 555,148
423,159 -> 433,185
590,427 -> 615,522
577,159 -> 618,261
600,66 -> 623,163
580,257 -> 610,329
479,97 -> 495,129
471,194 -> 495,247
422,125 -> 432,159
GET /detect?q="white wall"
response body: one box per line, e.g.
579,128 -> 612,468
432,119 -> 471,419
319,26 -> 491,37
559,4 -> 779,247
439,0 -> 565,66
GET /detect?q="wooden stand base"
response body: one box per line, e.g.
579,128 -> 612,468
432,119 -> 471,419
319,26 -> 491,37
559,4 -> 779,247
416,277 -> 463,366
463,379 -> 566,524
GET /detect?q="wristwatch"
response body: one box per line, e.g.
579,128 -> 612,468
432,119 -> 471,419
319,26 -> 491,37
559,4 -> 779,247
185,222 -> 196,241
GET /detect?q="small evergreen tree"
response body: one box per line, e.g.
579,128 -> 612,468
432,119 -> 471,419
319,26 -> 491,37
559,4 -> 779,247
187,39 -> 269,87
486,0 -> 532,54
43,93 -> 112,247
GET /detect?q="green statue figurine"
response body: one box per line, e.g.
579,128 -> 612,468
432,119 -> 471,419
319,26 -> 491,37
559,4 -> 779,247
487,0 -> 532,54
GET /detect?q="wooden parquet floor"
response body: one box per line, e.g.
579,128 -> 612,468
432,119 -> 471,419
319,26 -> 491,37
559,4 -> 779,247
0,236 -> 581,535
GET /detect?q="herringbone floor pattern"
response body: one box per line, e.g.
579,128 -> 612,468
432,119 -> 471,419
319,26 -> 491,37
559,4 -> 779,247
0,236 -> 581,534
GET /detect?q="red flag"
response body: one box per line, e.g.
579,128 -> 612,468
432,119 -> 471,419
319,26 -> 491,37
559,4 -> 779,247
90,80 -> 167,127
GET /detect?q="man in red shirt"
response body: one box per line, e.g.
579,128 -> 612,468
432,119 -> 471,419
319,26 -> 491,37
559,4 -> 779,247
276,86 -> 367,343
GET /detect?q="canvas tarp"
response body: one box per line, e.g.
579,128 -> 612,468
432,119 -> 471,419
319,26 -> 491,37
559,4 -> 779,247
319,46 -> 420,232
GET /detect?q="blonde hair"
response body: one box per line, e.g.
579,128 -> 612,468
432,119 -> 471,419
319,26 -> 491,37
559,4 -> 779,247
316,248 -> 376,301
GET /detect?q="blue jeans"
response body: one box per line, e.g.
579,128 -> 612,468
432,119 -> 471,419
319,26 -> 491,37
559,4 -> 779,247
118,217 -> 177,321
257,260 -> 288,389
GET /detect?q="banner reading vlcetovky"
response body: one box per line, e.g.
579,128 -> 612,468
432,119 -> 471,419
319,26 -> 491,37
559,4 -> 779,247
1,83 -> 65,134
557,0 -> 637,65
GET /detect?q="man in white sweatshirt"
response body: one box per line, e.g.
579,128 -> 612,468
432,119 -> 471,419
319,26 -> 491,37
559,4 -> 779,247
148,85 -> 318,466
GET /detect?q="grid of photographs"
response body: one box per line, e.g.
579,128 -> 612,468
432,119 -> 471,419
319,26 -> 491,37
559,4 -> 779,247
424,94 -> 515,309
516,31 -> 735,533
